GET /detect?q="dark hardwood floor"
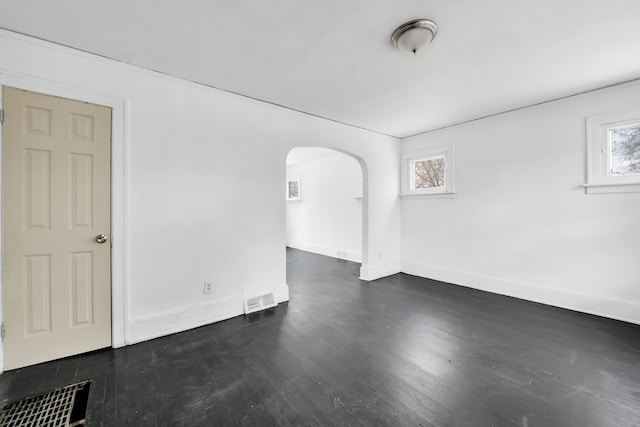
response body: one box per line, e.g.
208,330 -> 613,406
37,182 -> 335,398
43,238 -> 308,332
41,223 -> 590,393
1,248 -> 639,426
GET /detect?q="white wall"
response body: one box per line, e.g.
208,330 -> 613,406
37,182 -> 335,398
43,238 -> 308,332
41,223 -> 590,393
0,30 -> 401,353
401,80 -> 640,325
286,148 -> 362,262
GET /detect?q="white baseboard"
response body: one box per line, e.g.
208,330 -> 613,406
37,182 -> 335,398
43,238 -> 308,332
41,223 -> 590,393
128,296 -> 244,344
274,283 -> 290,303
128,283 -> 290,344
402,261 -> 640,326
360,261 -> 402,281
287,241 -> 362,263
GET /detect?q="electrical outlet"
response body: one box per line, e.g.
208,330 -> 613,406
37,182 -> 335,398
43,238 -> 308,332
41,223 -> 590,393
203,282 -> 213,294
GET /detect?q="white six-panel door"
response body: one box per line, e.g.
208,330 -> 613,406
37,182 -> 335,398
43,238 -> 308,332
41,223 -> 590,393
2,86 -> 112,370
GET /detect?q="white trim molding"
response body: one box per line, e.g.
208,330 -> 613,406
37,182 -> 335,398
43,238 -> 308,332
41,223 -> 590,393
360,261 -> 402,281
401,144 -> 455,197
0,72 -> 130,370
583,182 -> 640,194
586,107 -> 640,194
128,297 -> 244,344
274,283 -> 290,304
402,261 -> 640,326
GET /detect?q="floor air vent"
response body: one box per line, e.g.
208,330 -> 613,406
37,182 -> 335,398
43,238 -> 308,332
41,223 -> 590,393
0,380 -> 91,427
244,291 -> 277,314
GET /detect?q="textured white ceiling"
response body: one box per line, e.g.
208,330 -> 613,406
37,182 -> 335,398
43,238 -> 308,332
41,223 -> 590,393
2,0 -> 640,138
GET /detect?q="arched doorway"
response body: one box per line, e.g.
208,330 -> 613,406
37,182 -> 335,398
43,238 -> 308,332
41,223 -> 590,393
285,147 -> 366,272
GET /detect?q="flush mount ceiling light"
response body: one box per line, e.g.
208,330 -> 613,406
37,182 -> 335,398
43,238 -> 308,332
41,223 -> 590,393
391,19 -> 438,55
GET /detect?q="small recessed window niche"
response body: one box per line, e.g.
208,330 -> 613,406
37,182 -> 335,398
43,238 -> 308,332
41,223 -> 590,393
286,176 -> 301,201
401,144 -> 455,198
586,108 -> 640,194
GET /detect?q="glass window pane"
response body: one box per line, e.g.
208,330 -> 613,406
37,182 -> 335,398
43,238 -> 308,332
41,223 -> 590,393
288,181 -> 299,198
609,122 -> 640,176
413,156 -> 445,189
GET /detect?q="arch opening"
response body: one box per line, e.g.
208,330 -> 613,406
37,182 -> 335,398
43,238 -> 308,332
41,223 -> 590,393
285,147 -> 368,277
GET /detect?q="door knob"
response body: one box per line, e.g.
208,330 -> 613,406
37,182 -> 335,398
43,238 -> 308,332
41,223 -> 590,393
96,234 -> 108,244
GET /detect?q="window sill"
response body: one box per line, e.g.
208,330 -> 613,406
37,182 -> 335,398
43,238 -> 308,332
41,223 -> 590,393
583,183 -> 640,194
400,192 -> 456,199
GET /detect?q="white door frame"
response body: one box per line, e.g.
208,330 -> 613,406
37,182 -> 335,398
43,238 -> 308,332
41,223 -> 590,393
0,72 -> 129,371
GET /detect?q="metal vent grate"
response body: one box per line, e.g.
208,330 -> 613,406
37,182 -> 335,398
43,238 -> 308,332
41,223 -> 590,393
0,380 -> 90,427
244,292 -> 277,314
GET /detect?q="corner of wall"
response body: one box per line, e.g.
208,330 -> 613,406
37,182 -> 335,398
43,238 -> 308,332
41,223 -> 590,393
359,261 -> 402,281
274,283 -> 290,303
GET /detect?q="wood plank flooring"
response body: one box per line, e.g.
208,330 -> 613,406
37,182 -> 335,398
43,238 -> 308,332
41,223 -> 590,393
1,248 -> 639,426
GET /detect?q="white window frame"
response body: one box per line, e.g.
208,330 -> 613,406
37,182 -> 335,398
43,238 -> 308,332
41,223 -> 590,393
286,176 -> 301,201
401,144 -> 455,198
586,108 -> 640,194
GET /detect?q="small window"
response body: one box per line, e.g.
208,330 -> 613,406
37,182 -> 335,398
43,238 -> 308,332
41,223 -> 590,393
587,109 -> 640,194
402,145 -> 455,197
286,177 -> 300,200
410,156 -> 445,190
608,122 -> 640,177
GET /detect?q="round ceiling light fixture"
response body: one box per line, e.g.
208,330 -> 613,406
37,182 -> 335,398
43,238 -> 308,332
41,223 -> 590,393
391,19 -> 438,55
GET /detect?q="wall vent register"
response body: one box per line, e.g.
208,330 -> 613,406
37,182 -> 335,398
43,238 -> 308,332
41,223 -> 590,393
244,292 -> 277,315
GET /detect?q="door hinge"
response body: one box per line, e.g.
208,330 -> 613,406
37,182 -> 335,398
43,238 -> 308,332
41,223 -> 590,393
0,109 -> 4,124
1,323 -> 4,341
